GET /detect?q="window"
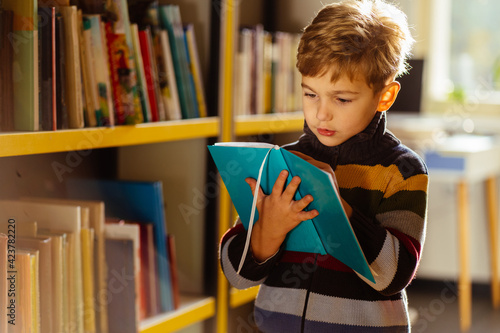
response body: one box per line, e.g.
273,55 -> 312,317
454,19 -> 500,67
450,0 -> 500,99
427,0 -> 500,104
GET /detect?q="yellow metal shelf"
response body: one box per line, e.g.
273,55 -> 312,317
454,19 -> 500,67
139,295 -> 216,333
0,117 -> 219,157
235,112 -> 304,136
230,286 -> 260,308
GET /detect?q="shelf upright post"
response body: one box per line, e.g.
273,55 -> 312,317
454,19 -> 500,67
216,0 -> 239,332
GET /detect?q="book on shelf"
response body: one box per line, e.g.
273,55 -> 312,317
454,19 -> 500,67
143,224 -> 160,316
234,26 -> 302,115
17,236 -> 54,333
117,140 -> 208,295
37,229 -> 67,333
79,13 -> 116,127
104,221 -> 141,333
157,28 -> 182,120
184,23 -> 207,118
55,11 -> 69,129
66,178 -> 175,313
167,234 -> 180,310
273,32 -> 302,114
22,197 -> 109,333
0,200 -> 86,333
2,0 -> 39,131
60,5 -> 85,129
105,0 -> 143,125
87,14 -> 115,126
130,23 -> 152,123
234,27 -> 252,116
138,26 -> 163,122
158,4 -> 199,119
121,219 -> 161,318
38,6 -> 57,131
1,0 -> 208,131
16,249 -> 40,332
208,142 -> 375,283
81,227 -> 96,333
79,10 -> 100,128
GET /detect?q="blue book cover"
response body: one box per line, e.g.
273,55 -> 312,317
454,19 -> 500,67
158,5 -> 198,119
65,178 -> 174,312
208,142 -> 375,283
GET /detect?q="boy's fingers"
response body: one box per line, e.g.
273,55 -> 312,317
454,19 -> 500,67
282,175 -> 301,200
245,178 -> 256,194
272,170 -> 288,195
246,177 -> 265,202
298,209 -> 319,221
294,194 -> 314,211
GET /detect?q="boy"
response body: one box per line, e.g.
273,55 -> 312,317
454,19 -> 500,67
219,1 -> 428,332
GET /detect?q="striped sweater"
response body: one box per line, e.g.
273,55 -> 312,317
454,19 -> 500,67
220,112 -> 428,332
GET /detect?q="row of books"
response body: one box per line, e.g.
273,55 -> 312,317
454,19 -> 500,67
0,179 -> 180,333
0,0 -> 206,132
234,25 -> 303,115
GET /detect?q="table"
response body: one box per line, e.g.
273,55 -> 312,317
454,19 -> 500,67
425,134 -> 500,331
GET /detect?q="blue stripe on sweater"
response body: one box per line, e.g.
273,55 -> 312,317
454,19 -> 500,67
255,307 -> 409,333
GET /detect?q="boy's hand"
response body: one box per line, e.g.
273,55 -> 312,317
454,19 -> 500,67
246,170 -> 319,262
291,151 -> 353,218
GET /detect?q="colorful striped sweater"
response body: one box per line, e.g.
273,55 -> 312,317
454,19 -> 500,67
219,112 -> 428,332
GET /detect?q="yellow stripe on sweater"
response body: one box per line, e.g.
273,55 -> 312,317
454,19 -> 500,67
336,164 -> 428,198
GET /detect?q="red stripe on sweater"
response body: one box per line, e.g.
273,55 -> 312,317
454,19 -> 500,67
281,251 -> 353,272
387,227 -> 421,261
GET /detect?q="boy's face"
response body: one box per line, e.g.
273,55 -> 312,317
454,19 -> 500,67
301,71 -> 386,147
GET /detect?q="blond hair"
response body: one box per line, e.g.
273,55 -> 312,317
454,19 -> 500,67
296,0 -> 414,93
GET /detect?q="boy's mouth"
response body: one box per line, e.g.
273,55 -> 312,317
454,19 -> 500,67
317,128 -> 336,136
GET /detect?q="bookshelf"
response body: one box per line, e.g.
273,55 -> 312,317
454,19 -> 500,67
0,118 -> 218,157
0,0 -> 305,332
139,296 -> 216,333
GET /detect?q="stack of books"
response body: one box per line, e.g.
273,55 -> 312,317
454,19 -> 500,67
234,25 -> 303,115
0,179 -> 181,333
0,0 -> 207,132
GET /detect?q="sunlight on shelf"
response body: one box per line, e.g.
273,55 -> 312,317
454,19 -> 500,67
0,118 -> 219,157
139,295 -> 216,333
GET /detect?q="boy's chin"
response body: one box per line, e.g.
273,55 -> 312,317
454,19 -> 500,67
314,134 -> 345,147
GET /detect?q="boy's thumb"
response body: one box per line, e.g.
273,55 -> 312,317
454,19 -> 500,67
245,178 -> 256,193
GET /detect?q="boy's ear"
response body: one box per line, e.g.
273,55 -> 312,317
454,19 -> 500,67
377,81 -> 400,112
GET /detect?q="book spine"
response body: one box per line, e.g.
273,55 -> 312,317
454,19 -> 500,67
55,12 -> 69,129
158,30 -> 182,120
138,27 -> 160,122
3,0 -> 39,131
130,23 -> 152,123
60,6 -> 84,129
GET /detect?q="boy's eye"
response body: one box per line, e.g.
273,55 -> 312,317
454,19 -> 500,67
337,98 -> 352,104
304,92 -> 317,98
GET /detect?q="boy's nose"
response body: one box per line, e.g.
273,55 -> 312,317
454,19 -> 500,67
316,103 -> 333,121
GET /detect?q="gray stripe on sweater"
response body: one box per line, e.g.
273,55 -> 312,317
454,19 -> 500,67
357,230 -> 400,291
220,235 -> 266,289
377,210 -> 426,243
256,285 -> 409,327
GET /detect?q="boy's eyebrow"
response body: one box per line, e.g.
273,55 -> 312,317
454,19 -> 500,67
301,83 -> 360,95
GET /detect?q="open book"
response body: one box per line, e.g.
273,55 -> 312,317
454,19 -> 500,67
208,142 -> 375,283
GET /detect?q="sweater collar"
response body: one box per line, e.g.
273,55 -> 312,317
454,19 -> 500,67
298,111 -> 396,165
